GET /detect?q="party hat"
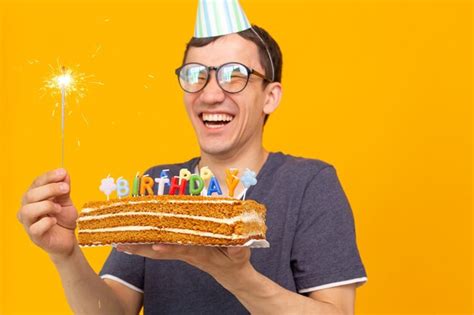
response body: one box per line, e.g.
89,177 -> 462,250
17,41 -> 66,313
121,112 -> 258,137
194,0 -> 251,38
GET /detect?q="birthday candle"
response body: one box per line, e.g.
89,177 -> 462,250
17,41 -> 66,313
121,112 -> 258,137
169,176 -> 187,195
200,166 -> 213,180
159,169 -> 171,187
140,175 -> 155,196
240,169 -> 257,200
179,168 -> 192,184
99,175 -> 116,201
116,177 -> 130,198
155,176 -> 170,195
225,168 -> 240,198
188,174 -> 205,195
132,172 -> 140,196
207,176 -> 223,196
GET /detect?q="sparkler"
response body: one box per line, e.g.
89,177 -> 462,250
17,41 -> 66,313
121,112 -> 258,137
43,64 -> 91,167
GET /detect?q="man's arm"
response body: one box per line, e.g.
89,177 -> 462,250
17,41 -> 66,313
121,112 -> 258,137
116,244 -> 357,315
51,244 -> 143,315
219,261 -> 355,315
309,285 -> 356,314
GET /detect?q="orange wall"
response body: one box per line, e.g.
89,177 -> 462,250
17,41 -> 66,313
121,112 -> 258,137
0,0 -> 472,314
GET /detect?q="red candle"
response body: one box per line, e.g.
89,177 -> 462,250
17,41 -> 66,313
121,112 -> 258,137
169,176 -> 187,195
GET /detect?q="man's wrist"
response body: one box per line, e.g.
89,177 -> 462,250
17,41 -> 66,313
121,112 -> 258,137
49,244 -> 80,266
212,261 -> 260,293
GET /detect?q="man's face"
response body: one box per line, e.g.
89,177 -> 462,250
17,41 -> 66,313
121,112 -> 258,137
183,34 -> 269,158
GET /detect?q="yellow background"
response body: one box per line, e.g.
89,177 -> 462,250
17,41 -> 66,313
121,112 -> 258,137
0,0 -> 472,314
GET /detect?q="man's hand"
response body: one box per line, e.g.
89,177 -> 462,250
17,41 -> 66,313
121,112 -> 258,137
17,168 -> 78,260
116,244 -> 251,286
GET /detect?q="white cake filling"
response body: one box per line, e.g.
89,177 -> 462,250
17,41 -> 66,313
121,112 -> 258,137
78,210 -> 264,225
79,226 -> 262,240
81,199 -> 239,213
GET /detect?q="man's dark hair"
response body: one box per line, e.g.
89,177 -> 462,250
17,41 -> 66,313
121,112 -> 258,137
182,25 -> 283,125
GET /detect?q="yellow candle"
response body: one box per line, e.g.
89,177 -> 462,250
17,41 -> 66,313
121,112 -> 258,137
225,168 -> 240,198
200,166 -> 213,180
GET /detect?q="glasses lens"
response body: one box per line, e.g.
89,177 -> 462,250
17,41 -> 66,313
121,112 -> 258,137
217,63 -> 249,93
179,64 -> 208,93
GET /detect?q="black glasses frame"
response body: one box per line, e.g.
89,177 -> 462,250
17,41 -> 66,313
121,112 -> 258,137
175,62 -> 273,94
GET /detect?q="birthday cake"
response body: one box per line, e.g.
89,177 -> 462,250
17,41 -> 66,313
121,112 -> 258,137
77,194 -> 267,247
77,167 -> 267,247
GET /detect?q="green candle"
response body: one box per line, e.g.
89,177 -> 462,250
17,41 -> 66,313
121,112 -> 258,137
189,174 -> 205,195
132,172 -> 140,196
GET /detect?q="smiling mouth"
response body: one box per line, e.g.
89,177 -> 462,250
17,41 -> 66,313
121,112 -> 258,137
200,113 -> 235,129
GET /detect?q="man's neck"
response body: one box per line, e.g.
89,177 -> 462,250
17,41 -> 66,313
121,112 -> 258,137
198,146 -> 269,196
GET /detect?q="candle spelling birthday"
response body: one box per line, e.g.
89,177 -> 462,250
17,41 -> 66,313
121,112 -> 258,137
77,165 -> 268,248
98,166 -> 258,200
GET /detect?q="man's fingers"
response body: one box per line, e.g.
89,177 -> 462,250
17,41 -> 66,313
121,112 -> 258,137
152,244 -> 182,253
54,174 -> 73,206
28,216 -> 57,239
117,244 -> 189,260
23,182 -> 69,205
29,169 -> 67,190
152,244 -> 193,258
19,201 -> 61,227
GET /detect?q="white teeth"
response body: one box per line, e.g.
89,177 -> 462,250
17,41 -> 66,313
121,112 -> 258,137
205,122 -> 225,129
201,113 -> 234,129
202,113 -> 234,122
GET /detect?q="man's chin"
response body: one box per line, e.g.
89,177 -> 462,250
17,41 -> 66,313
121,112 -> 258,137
199,141 -> 234,157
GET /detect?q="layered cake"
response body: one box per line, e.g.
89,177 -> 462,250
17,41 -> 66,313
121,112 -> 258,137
77,195 -> 267,247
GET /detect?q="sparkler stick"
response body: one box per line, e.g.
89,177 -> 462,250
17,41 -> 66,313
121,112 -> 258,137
60,67 -> 66,166
44,63 -> 94,167
58,66 -> 72,167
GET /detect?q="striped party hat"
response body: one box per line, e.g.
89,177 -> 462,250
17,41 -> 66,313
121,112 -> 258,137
194,0 -> 251,38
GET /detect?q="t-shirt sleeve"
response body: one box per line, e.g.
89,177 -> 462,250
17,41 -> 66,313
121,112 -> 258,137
99,248 -> 146,294
291,166 -> 367,293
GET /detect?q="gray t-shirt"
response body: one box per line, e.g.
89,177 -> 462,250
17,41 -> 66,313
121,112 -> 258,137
99,152 -> 367,314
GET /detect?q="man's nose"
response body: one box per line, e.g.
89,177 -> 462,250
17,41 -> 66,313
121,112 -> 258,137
199,72 -> 225,104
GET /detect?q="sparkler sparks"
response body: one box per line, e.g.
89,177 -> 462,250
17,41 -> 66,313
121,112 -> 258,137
43,64 -> 90,101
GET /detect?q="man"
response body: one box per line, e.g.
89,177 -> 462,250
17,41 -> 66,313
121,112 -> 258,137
17,1 -> 366,314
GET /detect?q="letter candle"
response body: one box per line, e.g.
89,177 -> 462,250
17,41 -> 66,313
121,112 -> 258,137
132,172 -> 140,196
225,168 -> 240,197
189,174 -> 205,195
140,175 -> 155,196
179,168 -> 192,185
155,176 -> 170,195
207,176 -> 223,196
169,176 -> 187,195
116,177 -> 130,198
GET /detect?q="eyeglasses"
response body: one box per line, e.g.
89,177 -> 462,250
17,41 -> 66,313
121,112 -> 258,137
175,62 -> 273,94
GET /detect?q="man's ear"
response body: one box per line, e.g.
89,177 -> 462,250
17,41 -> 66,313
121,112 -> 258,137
263,82 -> 282,115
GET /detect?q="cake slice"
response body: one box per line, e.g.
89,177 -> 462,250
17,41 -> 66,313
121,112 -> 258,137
77,195 -> 267,247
